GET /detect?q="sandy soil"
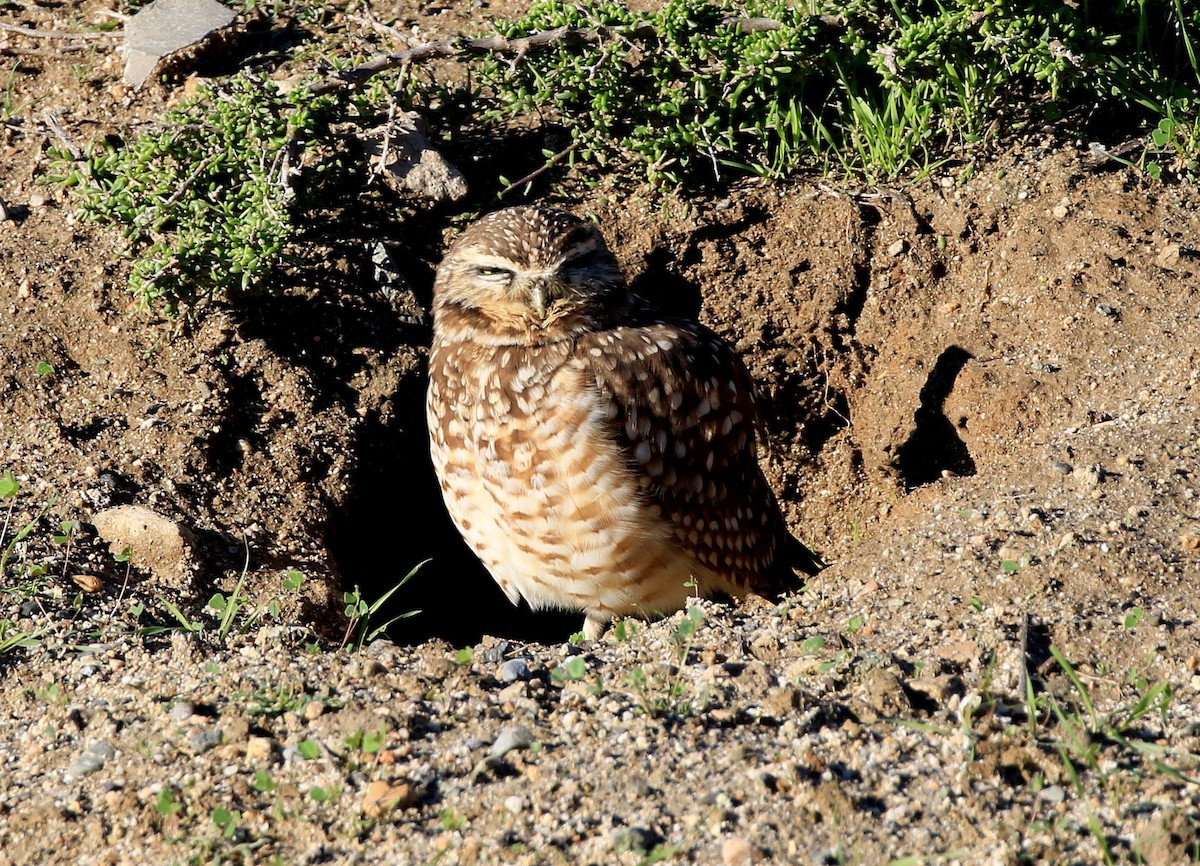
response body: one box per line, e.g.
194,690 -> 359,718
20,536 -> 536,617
1,2 -> 1198,864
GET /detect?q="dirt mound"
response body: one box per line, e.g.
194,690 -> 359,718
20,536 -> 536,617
1,3 -> 1199,862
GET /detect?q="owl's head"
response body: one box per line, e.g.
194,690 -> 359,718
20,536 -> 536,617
431,206 -> 628,346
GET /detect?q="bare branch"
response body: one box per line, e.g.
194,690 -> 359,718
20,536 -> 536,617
0,22 -> 115,40
42,110 -> 83,160
498,140 -> 582,197
727,17 -> 782,33
311,22 -> 668,96
345,13 -> 416,48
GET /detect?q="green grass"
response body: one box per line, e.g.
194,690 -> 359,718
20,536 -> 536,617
339,560 -> 425,651
475,0 -> 1200,184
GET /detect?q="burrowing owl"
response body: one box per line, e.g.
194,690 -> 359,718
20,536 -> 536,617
427,206 -> 822,639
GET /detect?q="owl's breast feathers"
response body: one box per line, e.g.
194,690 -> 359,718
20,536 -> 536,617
575,313 -> 823,593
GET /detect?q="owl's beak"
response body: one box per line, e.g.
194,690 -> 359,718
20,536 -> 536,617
528,282 -> 549,320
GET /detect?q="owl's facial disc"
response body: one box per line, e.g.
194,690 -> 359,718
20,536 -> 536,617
459,245 -> 613,321
433,206 -> 629,343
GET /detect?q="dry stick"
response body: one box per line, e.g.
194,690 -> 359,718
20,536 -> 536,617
0,22 -> 115,40
727,13 -> 846,33
1,44 -> 88,57
311,21 -> 688,96
43,110 -> 82,159
727,17 -> 783,32
498,140 -> 582,197
344,13 -> 416,47
133,151 -> 222,232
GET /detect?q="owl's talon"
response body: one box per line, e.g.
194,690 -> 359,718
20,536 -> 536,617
582,613 -> 609,642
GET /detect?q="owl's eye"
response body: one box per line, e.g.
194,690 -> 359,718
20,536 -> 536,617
475,266 -> 515,283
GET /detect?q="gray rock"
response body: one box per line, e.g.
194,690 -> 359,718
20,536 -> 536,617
187,729 -> 223,754
170,700 -> 196,722
66,741 -> 117,779
366,638 -> 395,657
367,112 -> 468,203
1038,784 -> 1067,803
488,725 -> 534,762
123,0 -> 236,88
498,658 -> 532,683
478,641 -> 510,664
611,827 -> 660,855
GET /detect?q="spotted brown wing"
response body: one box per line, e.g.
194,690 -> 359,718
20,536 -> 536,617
578,314 -> 821,594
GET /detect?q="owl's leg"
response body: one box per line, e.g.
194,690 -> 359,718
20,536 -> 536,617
582,611 -> 610,641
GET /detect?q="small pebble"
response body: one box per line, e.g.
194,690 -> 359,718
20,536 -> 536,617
1038,785 -> 1067,803
366,638 -> 395,657
169,700 -> 195,723
245,737 -> 273,761
489,725 -> 534,762
498,658 -> 532,683
611,827 -> 658,854
478,641 -> 509,664
1052,461 -> 1073,475
722,836 -> 757,865
66,742 -> 116,779
361,780 -> 415,816
188,729 -> 223,754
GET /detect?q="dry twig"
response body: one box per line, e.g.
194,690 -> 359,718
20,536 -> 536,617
498,140 -> 582,197
345,13 -> 416,48
312,21 -> 717,95
0,22 -> 115,40
43,110 -> 83,160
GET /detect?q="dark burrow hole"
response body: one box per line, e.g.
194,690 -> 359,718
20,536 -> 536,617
328,248 -> 744,645
250,163 -> 840,645
325,372 -> 588,646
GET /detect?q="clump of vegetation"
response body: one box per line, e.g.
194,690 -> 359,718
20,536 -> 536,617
477,0 -> 1199,184
340,561 -> 425,652
54,75 -> 339,317
52,0 -> 1200,318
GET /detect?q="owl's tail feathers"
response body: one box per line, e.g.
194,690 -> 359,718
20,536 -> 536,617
787,535 -> 826,577
751,533 -> 825,599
